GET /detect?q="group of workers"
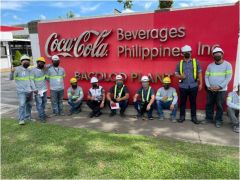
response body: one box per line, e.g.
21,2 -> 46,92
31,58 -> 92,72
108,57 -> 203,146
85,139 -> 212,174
12,45 -> 239,133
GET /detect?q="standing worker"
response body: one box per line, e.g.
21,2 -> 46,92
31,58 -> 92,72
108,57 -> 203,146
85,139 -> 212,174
175,45 -> 203,124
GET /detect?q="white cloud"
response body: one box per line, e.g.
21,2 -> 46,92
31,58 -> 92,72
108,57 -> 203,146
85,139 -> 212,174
176,0 -> 237,7
13,15 -> 21,20
144,2 -> 153,10
39,14 -> 46,20
80,3 -> 101,13
0,1 -> 29,11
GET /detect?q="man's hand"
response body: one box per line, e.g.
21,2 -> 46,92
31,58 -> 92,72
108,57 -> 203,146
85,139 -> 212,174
116,97 -> 122,102
33,90 -> 38,94
170,104 -> 174,110
100,101 -> 104,108
91,96 -> 96,100
162,96 -> 168,101
133,98 -> 137,102
146,104 -> 151,111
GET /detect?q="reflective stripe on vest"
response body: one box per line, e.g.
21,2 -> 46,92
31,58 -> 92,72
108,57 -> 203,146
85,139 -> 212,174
46,75 -> 65,79
142,87 -> 151,102
205,70 -> 232,76
34,75 -> 46,81
14,76 -> 33,81
180,58 -> 197,80
114,85 -> 125,99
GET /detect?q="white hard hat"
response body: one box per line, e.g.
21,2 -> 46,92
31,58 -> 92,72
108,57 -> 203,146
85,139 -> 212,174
116,74 -> 123,80
20,55 -> 30,61
212,47 -> 224,54
90,77 -> 98,83
52,55 -> 60,61
141,76 -> 149,82
181,45 -> 192,52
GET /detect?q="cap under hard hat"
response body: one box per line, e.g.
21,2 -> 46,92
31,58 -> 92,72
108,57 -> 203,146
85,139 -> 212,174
37,57 -> 46,63
116,74 -> 123,80
20,55 -> 30,61
181,45 -> 192,53
212,47 -> 224,54
52,55 -> 60,61
90,77 -> 98,83
141,76 -> 149,82
163,77 -> 171,84
70,77 -> 77,84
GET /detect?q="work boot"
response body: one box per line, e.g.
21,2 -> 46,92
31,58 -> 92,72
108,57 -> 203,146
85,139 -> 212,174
178,116 -> 185,123
191,116 -> 200,124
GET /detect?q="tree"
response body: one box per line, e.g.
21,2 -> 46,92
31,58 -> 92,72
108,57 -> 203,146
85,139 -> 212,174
158,0 -> 173,9
59,11 -> 76,19
12,50 -> 22,67
117,0 -> 133,9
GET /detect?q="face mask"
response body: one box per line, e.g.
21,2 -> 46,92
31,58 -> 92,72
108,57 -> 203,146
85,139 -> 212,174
116,82 -> 123,87
92,83 -> 98,88
142,82 -> 149,88
214,55 -> 222,62
183,53 -> 190,59
72,85 -> 77,89
53,61 -> 59,67
164,84 -> 170,89
37,63 -> 44,69
23,63 -> 30,69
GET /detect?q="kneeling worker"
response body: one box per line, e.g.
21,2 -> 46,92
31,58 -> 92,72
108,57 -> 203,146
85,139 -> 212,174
107,74 -> 129,117
67,77 -> 84,115
156,76 -> 178,122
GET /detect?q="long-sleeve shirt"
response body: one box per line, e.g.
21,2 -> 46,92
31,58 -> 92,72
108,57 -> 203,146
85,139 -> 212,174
67,86 -> 84,101
31,67 -> 47,92
47,66 -> 65,91
205,60 -> 232,91
227,91 -> 240,110
13,66 -> 35,93
156,87 -> 178,105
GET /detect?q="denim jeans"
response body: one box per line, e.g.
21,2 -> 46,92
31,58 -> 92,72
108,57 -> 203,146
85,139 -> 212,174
205,90 -> 226,123
17,91 -> 33,121
156,100 -> 178,118
50,90 -> 64,115
68,99 -> 82,113
227,107 -> 239,126
35,92 -> 47,120
134,101 -> 153,118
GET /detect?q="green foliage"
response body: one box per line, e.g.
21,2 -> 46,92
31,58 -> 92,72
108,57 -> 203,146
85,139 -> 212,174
118,0 -> 133,9
12,50 -> 22,67
159,0 -> 174,9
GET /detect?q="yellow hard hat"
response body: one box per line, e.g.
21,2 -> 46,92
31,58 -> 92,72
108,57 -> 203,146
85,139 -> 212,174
163,77 -> 171,84
37,57 -> 46,63
70,77 -> 77,84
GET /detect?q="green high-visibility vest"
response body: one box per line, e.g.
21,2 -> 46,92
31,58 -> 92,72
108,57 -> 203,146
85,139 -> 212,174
114,85 -> 125,99
142,87 -> 151,102
179,58 -> 197,81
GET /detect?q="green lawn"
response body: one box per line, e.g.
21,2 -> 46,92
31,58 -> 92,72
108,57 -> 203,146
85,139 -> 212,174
1,118 -> 239,179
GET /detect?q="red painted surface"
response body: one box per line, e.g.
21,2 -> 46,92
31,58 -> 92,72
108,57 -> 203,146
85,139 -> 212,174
38,4 -> 239,109
0,26 -> 24,32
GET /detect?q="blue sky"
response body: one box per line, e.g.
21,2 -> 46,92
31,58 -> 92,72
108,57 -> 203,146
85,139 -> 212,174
1,0 -> 237,26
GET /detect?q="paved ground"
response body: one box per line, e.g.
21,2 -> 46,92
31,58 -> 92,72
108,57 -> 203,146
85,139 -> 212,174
1,72 -> 239,147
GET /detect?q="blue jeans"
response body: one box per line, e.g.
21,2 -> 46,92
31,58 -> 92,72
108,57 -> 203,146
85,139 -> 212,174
50,90 -> 64,115
35,92 -> 47,120
134,101 -> 153,118
68,99 -> 82,113
156,100 -> 178,118
17,91 -> 33,121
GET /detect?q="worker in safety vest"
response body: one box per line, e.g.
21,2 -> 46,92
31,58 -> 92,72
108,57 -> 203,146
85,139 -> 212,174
175,45 -> 203,124
107,74 -> 129,117
46,55 -> 66,116
31,57 -> 48,122
133,75 -> 155,120
87,77 -> 105,118
156,76 -> 178,122
204,47 -> 232,128
67,77 -> 84,116
14,55 -> 36,125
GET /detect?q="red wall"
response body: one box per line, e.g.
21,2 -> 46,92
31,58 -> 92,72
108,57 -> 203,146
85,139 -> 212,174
38,4 -> 239,110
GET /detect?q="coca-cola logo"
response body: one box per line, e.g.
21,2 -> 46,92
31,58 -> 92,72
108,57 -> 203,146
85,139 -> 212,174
44,30 -> 112,58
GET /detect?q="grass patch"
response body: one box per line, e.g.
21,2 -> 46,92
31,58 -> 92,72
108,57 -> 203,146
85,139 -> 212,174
1,118 -> 239,179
